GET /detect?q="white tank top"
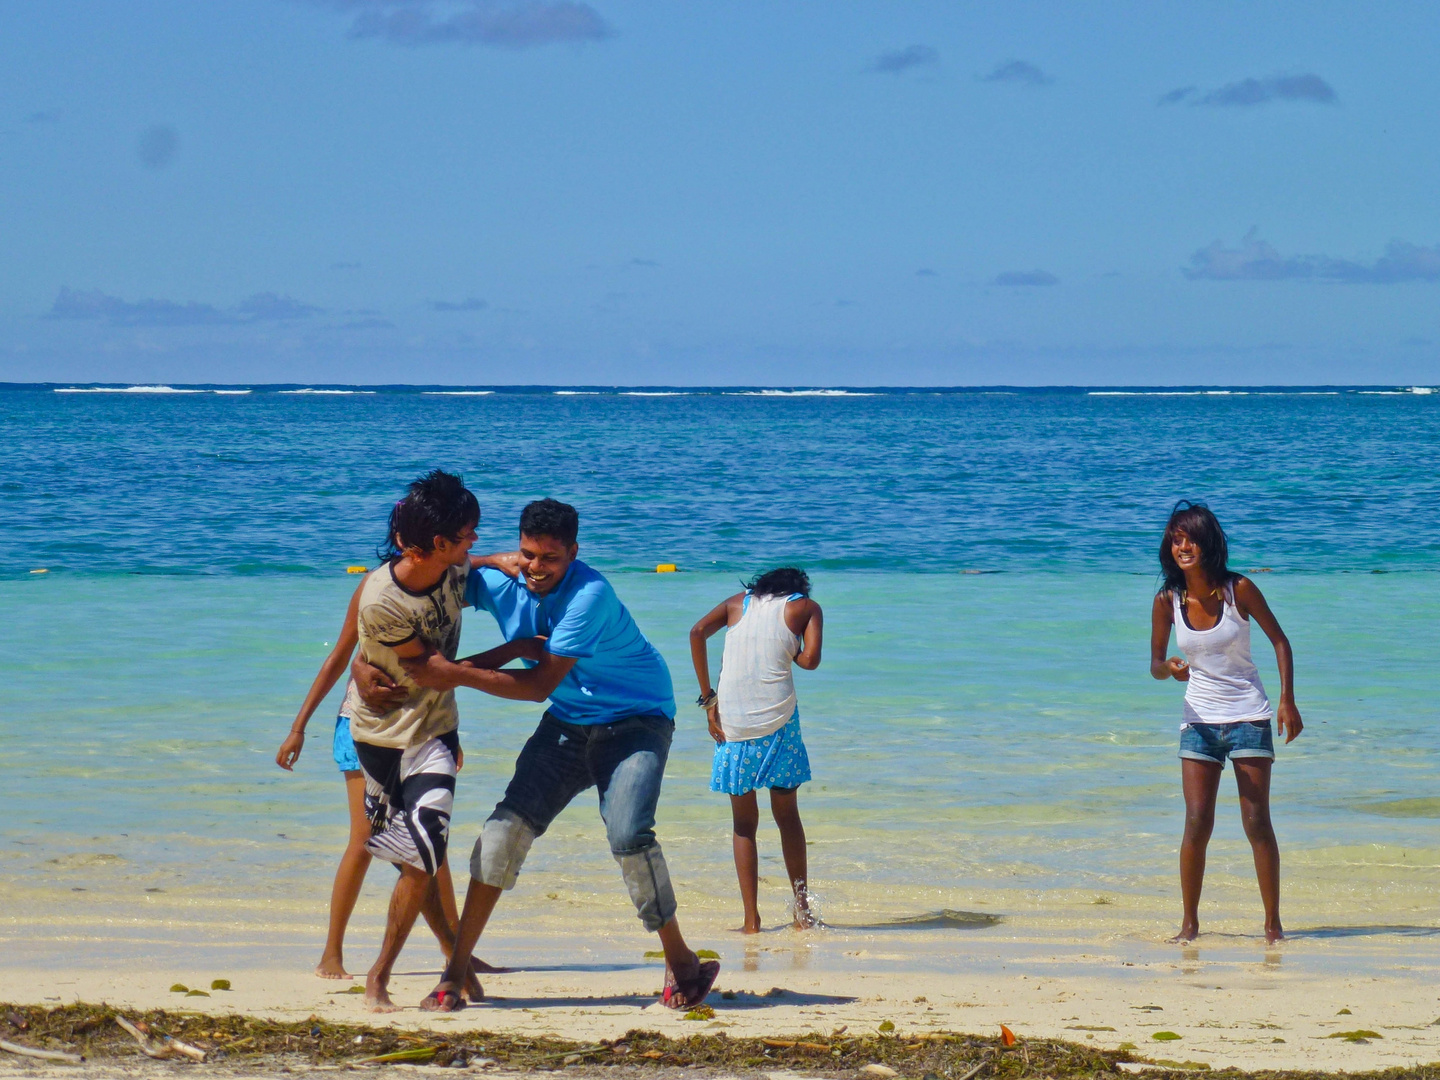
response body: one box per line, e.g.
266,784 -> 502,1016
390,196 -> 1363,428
716,592 -> 802,741
1172,580 -> 1271,727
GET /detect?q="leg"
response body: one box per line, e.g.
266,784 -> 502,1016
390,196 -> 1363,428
1234,758 -> 1283,943
730,792 -> 762,933
1173,758 -> 1223,942
425,714 -> 590,1008
318,771 -> 373,979
769,786 -> 812,928
595,716 -> 716,1007
365,864 -> 432,1012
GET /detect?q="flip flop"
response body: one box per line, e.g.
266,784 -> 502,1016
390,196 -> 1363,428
662,959 -> 720,1010
419,982 -> 466,1013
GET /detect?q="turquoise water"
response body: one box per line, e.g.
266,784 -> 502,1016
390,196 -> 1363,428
2,387 -> 1438,972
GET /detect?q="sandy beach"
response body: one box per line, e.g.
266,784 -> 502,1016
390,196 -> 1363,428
5,928 -> 1439,1074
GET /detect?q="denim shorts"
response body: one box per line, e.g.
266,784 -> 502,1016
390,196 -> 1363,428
332,714 -> 360,773
1179,720 -> 1274,766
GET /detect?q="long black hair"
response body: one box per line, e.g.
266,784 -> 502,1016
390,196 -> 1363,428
378,469 -> 480,561
1158,500 -> 1233,598
744,566 -> 811,598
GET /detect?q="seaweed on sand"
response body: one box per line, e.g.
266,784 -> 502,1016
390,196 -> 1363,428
3,1003 -> 1440,1079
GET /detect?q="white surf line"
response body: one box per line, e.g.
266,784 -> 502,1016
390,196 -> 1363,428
424,390 -> 495,395
277,388 -> 376,394
733,389 -> 878,396
54,385 -> 204,394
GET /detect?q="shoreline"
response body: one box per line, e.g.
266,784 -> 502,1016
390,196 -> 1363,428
3,947 -> 1438,1074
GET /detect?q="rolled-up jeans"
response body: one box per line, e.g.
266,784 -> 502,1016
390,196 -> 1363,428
471,711 -> 678,931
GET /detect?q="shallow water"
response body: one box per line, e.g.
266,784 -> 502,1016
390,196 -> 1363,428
2,387 -> 1437,976
2,571 -> 1436,974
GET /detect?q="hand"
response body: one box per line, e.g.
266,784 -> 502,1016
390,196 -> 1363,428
276,731 -> 305,770
1276,698 -> 1303,743
518,635 -> 548,662
455,746 -> 464,771
1166,656 -> 1190,681
353,657 -> 408,711
478,552 -> 524,577
707,705 -> 725,745
400,650 -> 461,691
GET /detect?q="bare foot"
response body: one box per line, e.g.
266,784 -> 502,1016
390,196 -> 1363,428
365,972 -> 399,1013
792,893 -> 816,930
471,956 -> 508,975
1265,923 -> 1285,945
738,920 -> 762,935
463,961 -> 486,1002
315,955 -> 352,980
1167,923 -> 1199,943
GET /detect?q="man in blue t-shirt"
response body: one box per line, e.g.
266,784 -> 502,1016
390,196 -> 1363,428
354,498 -> 717,1014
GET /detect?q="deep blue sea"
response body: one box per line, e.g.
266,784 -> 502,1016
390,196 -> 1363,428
3,384 -> 1437,973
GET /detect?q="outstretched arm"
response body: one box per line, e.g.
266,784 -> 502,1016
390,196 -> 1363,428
277,580 -> 365,770
1234,576 -> 1302,743
470,552 -> 523,577
402,648 -> 578,703
1150,592 -> 1188,681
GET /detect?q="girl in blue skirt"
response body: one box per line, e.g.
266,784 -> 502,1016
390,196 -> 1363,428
689,567 -> 824,932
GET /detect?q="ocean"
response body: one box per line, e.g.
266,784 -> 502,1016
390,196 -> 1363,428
3,384 -> 1437,977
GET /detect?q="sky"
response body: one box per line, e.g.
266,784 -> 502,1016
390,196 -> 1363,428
2,1 -> 1439,387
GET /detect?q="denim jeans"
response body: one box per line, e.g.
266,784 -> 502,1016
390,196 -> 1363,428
472,711 -> 678,930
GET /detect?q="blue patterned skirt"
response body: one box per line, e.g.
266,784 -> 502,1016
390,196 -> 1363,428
710,709 -> 811,796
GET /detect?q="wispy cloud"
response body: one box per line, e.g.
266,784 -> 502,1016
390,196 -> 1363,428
1160,73 -> 1337,108
629,257 -> 660,268
982,60 -> 1052,86
915,268 -> 938,277
993,270 -> 1059,286
342,317 -> 397,329
1185,229 -> 1440,283
48,287 -> 323,326
868,44 -> 939,75
138,124 -> 178,169
430,297 -> 488,311
312,1 -> 611,48
26,109 -> 62,124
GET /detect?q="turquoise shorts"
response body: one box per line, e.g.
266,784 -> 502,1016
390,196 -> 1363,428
332,714 -> 360,773
711,709 -> 811,796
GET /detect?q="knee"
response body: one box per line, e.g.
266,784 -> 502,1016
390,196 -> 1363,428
1183,808 -> 1215,838
607,815 -> 657,857
1240,806 -> 1274,842
470,809 -> 536,890
616,844 -> 677,932
731,814 -> 759,840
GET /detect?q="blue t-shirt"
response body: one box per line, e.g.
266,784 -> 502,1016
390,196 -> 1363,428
464,560 -> 676,725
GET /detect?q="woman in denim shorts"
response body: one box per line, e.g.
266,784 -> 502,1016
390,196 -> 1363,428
1149,501 -> 1304,945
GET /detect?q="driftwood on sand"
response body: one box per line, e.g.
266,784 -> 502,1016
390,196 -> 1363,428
0,1037 -> 84,1064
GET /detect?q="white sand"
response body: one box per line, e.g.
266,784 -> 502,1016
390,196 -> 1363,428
4,948 -> 1437,1074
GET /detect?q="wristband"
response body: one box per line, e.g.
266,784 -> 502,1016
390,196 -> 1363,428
696,690 -> 718,709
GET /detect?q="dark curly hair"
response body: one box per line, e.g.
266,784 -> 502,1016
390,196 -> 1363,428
1158,500 -> 1233,598
745,566 -> 811,598
379,469 -> 479,560
519,498 -> 579,546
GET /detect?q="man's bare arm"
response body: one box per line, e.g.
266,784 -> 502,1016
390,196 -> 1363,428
469,552 -> 523,577
403,649 -> 578,703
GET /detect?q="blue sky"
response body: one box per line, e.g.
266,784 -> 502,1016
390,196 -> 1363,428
3,1 -> 1438,386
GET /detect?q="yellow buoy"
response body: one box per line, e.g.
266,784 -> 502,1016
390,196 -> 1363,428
655,563 -> 677,573
346,565 -> 368,574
